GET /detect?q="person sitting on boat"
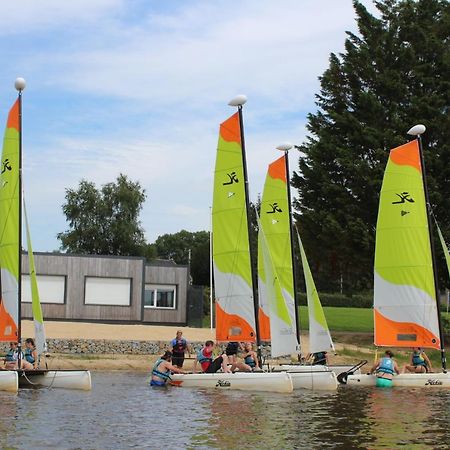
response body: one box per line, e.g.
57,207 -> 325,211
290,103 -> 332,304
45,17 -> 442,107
193,340 -> 231,374
370,350 -> 400,387
169,330 -> 191,368
241,342 -> 261,371
3,341 -> 32,370
224,341 -> 252,372
404,347 -> 432,374
150,350 -> 184,387
24,338 -> 38,370
309,351 -> 330,366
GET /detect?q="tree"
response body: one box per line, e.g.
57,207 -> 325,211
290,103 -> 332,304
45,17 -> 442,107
292,0 -> 450,292
154,230 -> 210,285
57,174 -> 147,256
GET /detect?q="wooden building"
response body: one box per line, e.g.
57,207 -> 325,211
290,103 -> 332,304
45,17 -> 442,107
21,253 -> 190,326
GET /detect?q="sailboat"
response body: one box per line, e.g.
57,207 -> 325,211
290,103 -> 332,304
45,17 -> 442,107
0,78 -> 91,392
257,148 -> 354,384
171,95 -> 293,393
347,125 -> 450,387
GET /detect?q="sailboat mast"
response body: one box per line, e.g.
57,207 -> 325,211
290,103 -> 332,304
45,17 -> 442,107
15,78 -> 25,363
231,97 -> 262,362
412,126 -> 447,371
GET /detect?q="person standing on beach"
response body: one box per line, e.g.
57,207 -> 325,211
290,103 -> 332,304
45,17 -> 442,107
169,330 -> 191,368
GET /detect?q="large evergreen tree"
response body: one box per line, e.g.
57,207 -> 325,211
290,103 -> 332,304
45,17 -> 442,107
292,0 -> 450,292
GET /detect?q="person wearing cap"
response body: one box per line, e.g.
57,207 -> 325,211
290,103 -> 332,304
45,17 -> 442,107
150,350 -> 184,387
370,350 -> 400,387
404,347 -> 432,373
169,330 -> 191,368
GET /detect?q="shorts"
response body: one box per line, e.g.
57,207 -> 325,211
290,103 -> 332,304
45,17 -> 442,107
376,377 -> 393,388
150,379 -> 167,387
172,355 -> 185,367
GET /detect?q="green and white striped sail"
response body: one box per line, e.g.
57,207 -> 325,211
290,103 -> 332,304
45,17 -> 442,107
258,214 -> 297,357
297,230 -> 335,354
213,112 -> 256,341
24,200 -> 47,355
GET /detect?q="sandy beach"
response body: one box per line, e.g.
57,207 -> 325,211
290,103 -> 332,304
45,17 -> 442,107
19,320 -> 374,371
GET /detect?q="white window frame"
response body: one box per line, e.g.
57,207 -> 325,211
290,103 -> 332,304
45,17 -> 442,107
144,284 -> 177,310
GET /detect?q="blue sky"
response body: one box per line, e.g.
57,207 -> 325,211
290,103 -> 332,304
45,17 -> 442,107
0,0 -> 376,251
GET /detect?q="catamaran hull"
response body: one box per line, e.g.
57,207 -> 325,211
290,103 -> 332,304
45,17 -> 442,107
346,372 -> 450,388
277,364 -> 361,377
18,370 -> 92,390
288,370 -> 338,390
170,372 -> 293,393
0,371 -> 18,392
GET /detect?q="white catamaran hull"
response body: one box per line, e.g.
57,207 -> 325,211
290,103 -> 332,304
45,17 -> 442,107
0,371 -> 19,392
170,372 -> 293,393
277,364 -> 361,377
347,372 -> 450,388
18,370 -> 92,390
288,370 -> 338,390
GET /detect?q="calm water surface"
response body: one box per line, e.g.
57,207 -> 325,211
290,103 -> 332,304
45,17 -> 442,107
0,371 -> 449,449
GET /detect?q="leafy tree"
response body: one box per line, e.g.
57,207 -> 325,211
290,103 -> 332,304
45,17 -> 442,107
154,230 -> 210,285
57,174 -> 147,256
292,0 -> 450,293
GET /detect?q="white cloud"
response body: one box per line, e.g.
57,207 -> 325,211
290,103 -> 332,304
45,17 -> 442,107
0,0 -> 376,250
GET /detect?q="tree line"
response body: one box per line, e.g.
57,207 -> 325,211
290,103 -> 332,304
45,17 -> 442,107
57,0 -> 450,293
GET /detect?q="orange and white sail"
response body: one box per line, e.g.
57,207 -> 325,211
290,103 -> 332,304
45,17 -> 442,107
374,140 -> 440,349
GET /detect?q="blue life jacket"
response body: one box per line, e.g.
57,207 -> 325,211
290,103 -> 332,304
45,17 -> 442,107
24,348 -> 35,364
412,352 -> 427,367
197,349 -> 213,364
151,358 -> 171,382
244,354 -> 256,368
313,352 -> 327,365
377,357 -> 394,375
5,349 -> 16,362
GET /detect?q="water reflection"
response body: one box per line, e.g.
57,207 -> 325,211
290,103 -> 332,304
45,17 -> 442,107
0,373 -> 448,450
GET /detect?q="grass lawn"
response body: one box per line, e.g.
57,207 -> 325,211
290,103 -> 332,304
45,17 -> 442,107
299,306 -> 373,333
204,309 -> 450,334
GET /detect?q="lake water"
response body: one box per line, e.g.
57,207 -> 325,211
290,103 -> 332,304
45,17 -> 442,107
0,371 -> 449,449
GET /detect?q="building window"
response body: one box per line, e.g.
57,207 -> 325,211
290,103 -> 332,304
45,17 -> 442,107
144,284 -> 176,309
22,274 -> 66,304
85,277 -> 131,306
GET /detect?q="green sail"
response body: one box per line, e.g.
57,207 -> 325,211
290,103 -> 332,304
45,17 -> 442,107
258,155 -> 295,331
297,231 -> 334,353
24,200 -> 47,354
436,221 -> 450,281
0,99 -> 20,340
374,140 -> 440,349
213,112 -> 255,341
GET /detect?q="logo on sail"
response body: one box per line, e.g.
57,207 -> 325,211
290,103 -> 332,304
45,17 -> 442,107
392,192 -> 414,204
266,202 -> 282,214
223,172 -> 239,185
